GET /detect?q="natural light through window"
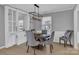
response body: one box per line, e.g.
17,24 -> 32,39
42,16 -> 52,34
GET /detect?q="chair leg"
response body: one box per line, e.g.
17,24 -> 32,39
50,45 -> 51,53
51,44 -> 53,50
34,48 -> 36,55
64,40 -> 67,47
59,39 -> 61,44
27,46 -> 29,53
50,44 -> 53,53
26,41 -> 28,46
69,40 -> 72,46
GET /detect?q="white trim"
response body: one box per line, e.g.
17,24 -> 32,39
41,8 -> 73,15
53,31 -> 74,45
54,31 -> 65,43
77,32 -> 79,43
73,5 -> 78,49
17,41 -> 26,45
0,46 -> 5,49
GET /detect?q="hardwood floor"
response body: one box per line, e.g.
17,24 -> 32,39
0,43 -> 79,55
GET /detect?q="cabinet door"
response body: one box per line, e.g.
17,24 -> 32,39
8,9 -> 17,33
5,6 -> 17,48
17,11 -> 27,45
13,10 -> 17,32
8,9 -> 13,32
8,8 -> 17,47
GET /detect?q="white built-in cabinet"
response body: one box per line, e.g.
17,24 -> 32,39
5,6 -> 17,48
17,10 -> 27,45
5,6 -> 27,48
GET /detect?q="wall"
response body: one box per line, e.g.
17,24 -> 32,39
0,5 -> 5,47
43,10 -> 74,45
77,11 -> 79,43
52,10 -> 74,31
77,11 -> 79,31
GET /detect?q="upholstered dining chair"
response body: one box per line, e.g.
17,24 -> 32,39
42,30 -> 50,41
41,31 -> 55,53
42,30 -> 47,34
59,30 -> 73,47
26,30 -> 40,55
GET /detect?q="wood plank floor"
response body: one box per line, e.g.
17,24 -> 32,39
0,43 -> 79,55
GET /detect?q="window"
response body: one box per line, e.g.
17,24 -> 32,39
42,16 -> 52,34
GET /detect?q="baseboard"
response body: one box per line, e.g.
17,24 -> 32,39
17,41 -> 26,45
0,46 -> 5,49
53,42 -> 73,47
77,32 -> 79,43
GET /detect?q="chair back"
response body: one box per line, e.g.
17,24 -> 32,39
50,31 -> 55,41
31,29 -> 35,31
26,30 -> 39,46
42,30 -> 47,34
44,31 -> 55,44
64,30 -> 73,39
68,30 -> 73,40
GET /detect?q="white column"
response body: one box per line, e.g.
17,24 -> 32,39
74,10 -> 78,49
74,5 -> 78,49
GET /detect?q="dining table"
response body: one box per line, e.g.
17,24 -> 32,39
33,31 -> 53,53
34,32 -> 43,41
33,31 -> 50,42
33,31 -> 45,49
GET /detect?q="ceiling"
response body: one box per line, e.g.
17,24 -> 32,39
9,4 -> 75,14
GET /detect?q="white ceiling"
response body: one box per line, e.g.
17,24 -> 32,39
9,4 -> 75,14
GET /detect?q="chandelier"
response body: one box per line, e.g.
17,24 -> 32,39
29,4 -> 42,20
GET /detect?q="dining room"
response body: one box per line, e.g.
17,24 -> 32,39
0,4 -> 78,55
23,4 -> 75,55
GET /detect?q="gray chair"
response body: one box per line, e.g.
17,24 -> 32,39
42,31 -> 55,53
31,29 -> 35,31
26,30 -> 40,54
42,30 -> 50,41
42,30 -> 47,34
59,30 -> 73,47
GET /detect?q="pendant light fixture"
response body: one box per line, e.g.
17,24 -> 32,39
29,4 -> 41,20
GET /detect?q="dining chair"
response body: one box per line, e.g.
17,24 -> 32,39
59,30 -> 73,47
26,30 -> 40,55
42,30 -> 47,34
42,30 -> 50,41
42,31 -> 55,53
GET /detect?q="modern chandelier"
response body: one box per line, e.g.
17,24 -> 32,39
29,4 -> 42,20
